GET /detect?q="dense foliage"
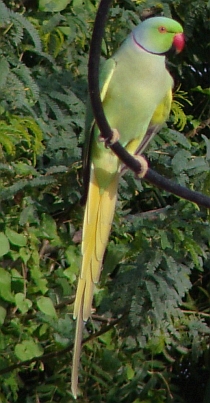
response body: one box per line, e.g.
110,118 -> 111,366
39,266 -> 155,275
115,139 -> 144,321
0,0 -> 209,402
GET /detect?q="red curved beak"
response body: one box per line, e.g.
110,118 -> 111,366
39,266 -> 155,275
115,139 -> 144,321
173,32 -> 185,53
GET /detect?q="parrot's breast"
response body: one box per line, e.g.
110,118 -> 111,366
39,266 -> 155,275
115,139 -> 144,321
102,37 -> 173,148
91,36 -> 173,190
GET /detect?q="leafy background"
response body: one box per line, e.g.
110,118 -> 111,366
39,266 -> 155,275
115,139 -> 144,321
0,0 -> 209,402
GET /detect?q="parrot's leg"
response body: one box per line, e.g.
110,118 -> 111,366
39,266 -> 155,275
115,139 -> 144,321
99,128 -> 120,148
119,138 -> 148,177
134,155 -> 148,177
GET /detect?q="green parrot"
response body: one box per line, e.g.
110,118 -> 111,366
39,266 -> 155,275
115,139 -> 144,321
71,16 -> 184,398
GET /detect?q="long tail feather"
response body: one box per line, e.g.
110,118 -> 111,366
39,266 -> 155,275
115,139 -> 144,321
71,292 -> 84,399
71,165 -> 119,397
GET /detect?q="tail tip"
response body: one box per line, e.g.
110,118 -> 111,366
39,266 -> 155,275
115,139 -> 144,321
71,383 -> 78,399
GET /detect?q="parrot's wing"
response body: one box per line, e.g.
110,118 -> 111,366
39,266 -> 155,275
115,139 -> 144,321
81,58 -> 116,204
135,89 -> 172,156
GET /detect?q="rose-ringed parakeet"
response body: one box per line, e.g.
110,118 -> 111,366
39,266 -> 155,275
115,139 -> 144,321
71,16 -> 184,398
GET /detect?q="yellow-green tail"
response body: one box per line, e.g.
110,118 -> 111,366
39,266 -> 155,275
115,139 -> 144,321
71,165 -> 119,398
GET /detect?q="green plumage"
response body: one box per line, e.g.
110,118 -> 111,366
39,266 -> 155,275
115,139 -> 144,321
72,16 -> 184,398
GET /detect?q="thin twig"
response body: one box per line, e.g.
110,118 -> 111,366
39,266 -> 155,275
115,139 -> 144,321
0,314 -> 123,376
181,309 -> 210,318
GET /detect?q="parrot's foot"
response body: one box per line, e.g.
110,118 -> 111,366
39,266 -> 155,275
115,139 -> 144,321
134,155 -> 148,178
99,128 -> 120,148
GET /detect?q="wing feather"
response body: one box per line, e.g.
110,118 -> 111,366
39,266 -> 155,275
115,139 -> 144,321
135,89 -> 172,156
81,59 -> 116,205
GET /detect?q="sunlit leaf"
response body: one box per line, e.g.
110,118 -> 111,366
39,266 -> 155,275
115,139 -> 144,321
0,233 -> 10,257
37,296 -> 57,318
0,267 -> 14,302
5,228 -> 27,247
15,340 -> 43,361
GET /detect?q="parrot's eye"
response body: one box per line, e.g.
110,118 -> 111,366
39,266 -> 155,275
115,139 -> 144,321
158,26 -> 167,33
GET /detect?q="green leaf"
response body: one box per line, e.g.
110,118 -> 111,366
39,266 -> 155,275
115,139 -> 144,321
39,0 -> 71,12
192,86 -> 210,96
54,333 -> 70,348
0,306 -> 6,326
5,228 -> 27,247
0,233 -> 10,256
202,135 -> 210,161
14,339 -> 43,361
30,265 -> 48,294
37,296 -> 57,318
126,364 -> 135,380
19,247 -> 31,264
13,162 -> 38,176
99,330 -> 115,350
0,58 -> 10,89
0,267 -> 14,302
15,293 -> 32,314
160,230 -> 172,250
41,213 -> 60,243
171,150 -> 191,174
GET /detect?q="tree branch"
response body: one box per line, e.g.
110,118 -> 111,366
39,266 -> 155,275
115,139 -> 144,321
88,0 -> 210,209
0,314 -> 123,376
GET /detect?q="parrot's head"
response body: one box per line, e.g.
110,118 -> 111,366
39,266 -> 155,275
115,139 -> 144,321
132,16 -> 184,55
